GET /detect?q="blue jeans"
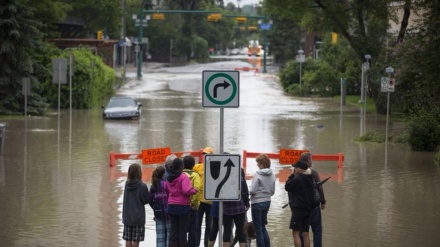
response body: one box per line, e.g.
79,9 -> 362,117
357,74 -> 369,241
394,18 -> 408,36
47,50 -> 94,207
251,201 -> 271,247
188,209 -> 198,247
196,202 -> 212,247
310,207 -> 322,247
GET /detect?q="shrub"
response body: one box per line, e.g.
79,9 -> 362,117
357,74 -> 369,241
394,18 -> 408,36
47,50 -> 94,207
356,131 -> 386,143
407,112 -> 440,151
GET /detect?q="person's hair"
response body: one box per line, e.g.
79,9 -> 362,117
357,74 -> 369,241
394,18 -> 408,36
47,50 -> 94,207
183,155 -> 196,169
300,152 -> 312,166
127,163 -> 142,181
152,166 -> 165,189
165,154 -> 177,171
168,158 -> 183,174
256,153 -> 271,168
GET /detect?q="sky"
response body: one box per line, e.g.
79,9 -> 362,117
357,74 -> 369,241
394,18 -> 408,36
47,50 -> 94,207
224,0 -> 261,6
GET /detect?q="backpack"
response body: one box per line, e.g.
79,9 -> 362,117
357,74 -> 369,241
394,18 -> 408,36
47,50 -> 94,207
311,177 -> 321,208
151,182 -> 168,220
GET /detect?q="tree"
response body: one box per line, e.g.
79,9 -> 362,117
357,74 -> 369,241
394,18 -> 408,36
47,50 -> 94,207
0,0 -> 48,115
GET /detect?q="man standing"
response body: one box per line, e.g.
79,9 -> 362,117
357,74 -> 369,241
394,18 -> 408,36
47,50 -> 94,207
193,147 -> 214,247
299,152 -> 325,247
285,160 -> 316,247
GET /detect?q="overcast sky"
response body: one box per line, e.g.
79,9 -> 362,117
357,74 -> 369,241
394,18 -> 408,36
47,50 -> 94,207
224,0 -> 261,6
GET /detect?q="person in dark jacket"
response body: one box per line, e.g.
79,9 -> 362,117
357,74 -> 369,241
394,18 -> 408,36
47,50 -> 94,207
299,152 -> 325,247
122,163 -> 150,247
149,165 -> 170,247
285,161 -> 316,247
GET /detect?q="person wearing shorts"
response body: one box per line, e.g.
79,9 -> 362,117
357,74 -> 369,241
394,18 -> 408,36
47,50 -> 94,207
122,163 -> 150,247
285,161 -> 316,247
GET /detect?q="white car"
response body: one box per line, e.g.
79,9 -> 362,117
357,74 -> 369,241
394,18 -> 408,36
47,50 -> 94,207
102,96 -> 142,119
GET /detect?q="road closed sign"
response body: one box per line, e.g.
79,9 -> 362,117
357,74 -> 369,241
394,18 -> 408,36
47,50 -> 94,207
142,147 -> 171,165
279,149 -> 310,164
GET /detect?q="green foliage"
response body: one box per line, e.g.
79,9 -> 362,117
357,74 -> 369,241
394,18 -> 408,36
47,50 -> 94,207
407,111 -> 440,151
192,36 -> 209,63
0,0 -> 49,115
356,132 -> 386,143
42,48 -> 115,109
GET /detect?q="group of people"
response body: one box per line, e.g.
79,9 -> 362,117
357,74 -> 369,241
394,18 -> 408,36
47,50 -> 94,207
121,147 -> 325,247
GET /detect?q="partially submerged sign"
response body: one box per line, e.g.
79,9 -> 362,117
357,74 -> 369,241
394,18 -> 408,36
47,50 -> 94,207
279,149 -> 310,164
142,147 -> 171,165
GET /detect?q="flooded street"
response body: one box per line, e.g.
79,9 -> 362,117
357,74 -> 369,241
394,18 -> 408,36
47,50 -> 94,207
1,61 -> 439,247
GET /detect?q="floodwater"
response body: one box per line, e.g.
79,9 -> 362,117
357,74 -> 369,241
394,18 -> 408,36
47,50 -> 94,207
0,61 -> 439,247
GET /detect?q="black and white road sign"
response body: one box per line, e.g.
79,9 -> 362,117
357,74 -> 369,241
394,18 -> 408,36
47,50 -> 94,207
202,71 -> 239,108
204,154 -> 241,201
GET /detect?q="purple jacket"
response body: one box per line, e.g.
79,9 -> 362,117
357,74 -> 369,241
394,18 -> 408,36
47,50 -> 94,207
166,173 -> 197,205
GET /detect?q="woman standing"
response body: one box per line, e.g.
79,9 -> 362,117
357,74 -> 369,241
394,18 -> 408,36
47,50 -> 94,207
149,166 -> 170,247
249,154 -> 276,247
166,158 -> 198,247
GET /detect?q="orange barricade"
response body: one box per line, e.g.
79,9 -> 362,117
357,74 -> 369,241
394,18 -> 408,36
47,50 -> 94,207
242,150 -> 344,169
109,149 -> 204,166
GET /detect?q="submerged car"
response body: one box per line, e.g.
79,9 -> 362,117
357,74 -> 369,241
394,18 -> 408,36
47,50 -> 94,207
102,96 -> 142,119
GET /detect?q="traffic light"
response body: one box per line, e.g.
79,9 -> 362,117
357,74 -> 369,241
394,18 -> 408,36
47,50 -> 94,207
236,17 -> 247,23
97,30 -> 103,40
331,32 -> 338,43
152,13 -> 165,20
248,26 -> 258,31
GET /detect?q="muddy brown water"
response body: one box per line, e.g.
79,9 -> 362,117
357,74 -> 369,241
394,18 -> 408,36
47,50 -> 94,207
0,62 -> 439,247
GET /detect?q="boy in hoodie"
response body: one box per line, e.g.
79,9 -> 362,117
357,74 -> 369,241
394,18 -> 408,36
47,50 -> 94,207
122,163 -> 150,247
285,160 -> 316,247
250,153 -> 276,247
166,158 -> 198,247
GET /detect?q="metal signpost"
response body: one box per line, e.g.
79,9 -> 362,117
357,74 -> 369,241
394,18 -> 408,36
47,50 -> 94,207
204,154 -> 241,201
202,70 -> 240,247
384,67 -> 395,160
296,50 -> 305,93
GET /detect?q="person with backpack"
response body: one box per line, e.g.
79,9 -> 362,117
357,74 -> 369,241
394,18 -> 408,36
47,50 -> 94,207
285,160 -> 319,247
149,166 -> 170,247
183,155 -> 201,247
299,152 -> 326,247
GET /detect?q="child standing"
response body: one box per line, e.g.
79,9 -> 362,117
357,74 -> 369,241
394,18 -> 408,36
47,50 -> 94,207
166,158 -> 198,247
149,166 -> 171,247
122,163 -> 150,247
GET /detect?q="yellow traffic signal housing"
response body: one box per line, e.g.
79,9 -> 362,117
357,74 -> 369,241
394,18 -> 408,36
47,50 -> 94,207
207,14 -> 220,22
211,13 -> 222,19
152,13 -> 165,20
97,30 -> 103,40
236,17 -> 247,23
248,26 -> 258,31
331,32 -> 338,43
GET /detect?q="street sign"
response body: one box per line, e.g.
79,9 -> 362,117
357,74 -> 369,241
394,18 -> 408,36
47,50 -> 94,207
388,78 -> 395,92
52,58 -> 67,84
259,23 -> 272,30
381,77 -> 395,93
22,77 -> 30,95
141,147 -> 171,165
203,71 -> 239,108
204,154 -> 241,201
279,149 -> 310,164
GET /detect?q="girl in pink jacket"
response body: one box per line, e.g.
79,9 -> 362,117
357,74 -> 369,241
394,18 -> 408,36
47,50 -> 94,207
166,158 -> 197,247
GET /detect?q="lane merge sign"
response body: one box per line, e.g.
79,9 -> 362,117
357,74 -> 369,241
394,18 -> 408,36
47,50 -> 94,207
203,70 -> 239,108
204,154 -> 241,201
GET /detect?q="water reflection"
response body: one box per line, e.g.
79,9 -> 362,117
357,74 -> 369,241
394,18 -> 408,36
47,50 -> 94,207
0,63 -> 439,247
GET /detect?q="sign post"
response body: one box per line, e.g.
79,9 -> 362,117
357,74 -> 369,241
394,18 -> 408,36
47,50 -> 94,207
204,154 -> 241,201
202,70 -> 240,247
384,67 -> 395,161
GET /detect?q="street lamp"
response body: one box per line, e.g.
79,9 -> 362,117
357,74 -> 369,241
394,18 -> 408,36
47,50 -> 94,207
257,19 -> 273,73
360,54 -> 371,103
296,49 -> 305,93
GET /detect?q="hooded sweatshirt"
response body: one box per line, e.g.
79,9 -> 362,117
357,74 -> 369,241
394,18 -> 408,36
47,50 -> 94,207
285,168 -> 316,212
250,168 -> 276,204
122,179 -> 149,226
166,172 -> 197,205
